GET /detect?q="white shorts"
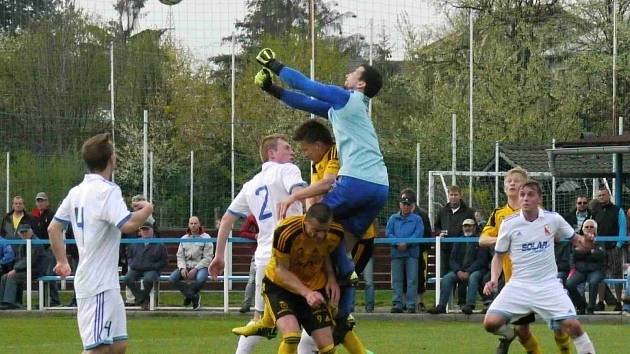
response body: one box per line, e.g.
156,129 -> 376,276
77,289 -> 127,350
254,262 -> 267,313
488,279 -> 576,330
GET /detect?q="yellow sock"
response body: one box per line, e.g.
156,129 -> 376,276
521,334 -> 542,354
278,332 -> 300,354
260,299 -> 275,327
319,343 -> 336,354
342,330 -> 367,354
554,331 -> 571,354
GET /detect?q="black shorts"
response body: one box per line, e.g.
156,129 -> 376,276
263,277 -> 333,335
512,312 -> 536,325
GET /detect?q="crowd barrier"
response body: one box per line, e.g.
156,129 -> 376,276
0,235 -> 628,312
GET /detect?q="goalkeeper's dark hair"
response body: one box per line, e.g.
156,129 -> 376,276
305,203 -> 333,224
521,180 -> 543,197
82,133 -> 113,172
292,119 -> 334,146
359,64 -> 383,98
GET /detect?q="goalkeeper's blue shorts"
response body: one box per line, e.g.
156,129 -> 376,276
322,175 -> 388,238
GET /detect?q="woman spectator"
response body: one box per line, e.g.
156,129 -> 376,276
565,219 -> 605,314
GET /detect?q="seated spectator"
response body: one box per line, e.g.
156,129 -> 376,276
32,192 -> 60,306
1,196 -> 36,242
555,238 -> 573,286
428,218 -> 491,315
0,224 -> 47,309
566,219 -> 605,314
169,216 -> 213,310
0,236 -> 15,275
124,221 -> 168,310
387,192 -> 423,313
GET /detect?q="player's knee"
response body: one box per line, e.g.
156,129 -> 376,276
560,319 -> 583,338
483,314 -> 504,333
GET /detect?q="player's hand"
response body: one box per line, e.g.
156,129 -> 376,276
53,261 -> 71,278
180,268 -> 188,279
254,68 -> 273,90
483,280 -> 497,296
187,267 -> 198,280
132,200 -> 152,211
277,196 -> 295,220
6,269 -> 17,279
326,278 -> 340,307
209,257 -> 225,280
256,48 -> 276,66
305,290 -> 325,308
255,48 -> 284,74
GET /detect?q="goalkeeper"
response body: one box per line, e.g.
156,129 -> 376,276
254,48 -> 388,289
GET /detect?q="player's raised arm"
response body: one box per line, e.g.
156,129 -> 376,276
119,200 -> 154,234
256,48 -> 349,107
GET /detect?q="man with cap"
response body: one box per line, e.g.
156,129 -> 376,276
428,218 -> 491,314
386,189 -> 424,313
32,192 -> 60,306
0,224 -> 47,309
123,221 -> 167,310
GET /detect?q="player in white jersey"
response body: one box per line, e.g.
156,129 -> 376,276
209,134 -> 308,354
483,180 -> 597,354
48,133 -> 154,354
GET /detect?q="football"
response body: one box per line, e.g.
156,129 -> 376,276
158,0 -> 183,5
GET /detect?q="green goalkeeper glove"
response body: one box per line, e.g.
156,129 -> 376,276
254,68 -> 283,99
256,48 -> 284,74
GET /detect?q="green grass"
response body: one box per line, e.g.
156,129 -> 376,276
0,314 -> 626,354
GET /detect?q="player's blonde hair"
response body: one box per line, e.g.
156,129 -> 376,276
259,134 -> 289,163
505,166 -> 528,181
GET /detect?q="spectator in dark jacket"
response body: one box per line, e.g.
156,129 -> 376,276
434,185 -> 475,272
415,199 -> 432,310
566,220 -> 606,314
0,196 -> 36,244
123,221 -> 167,310
555,240 -> 573,286
563,196 -> 592,233
592,186 -> 626,311
31,192 -> 60,306
428,218 -> 491,315
0,224 -> 47,309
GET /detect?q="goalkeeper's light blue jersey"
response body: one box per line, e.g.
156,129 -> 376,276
328,91 -> 388,186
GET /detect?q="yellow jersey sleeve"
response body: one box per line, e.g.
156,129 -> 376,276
312,146 -> 339,184
481,207 -> 501,238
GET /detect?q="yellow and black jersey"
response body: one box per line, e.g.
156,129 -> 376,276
265,215 -> 343,291
311,145 -> 340,184
481,203 -> 519,281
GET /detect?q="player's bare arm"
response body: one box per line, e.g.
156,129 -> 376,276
483,252 -> 504,296
120,200 -> 154,234
277,185 -> 305,219
48,219 -> 71,277
278,174 -> 336,218
324,256 -> 340,306
570,231 -> 596,252
273,255 -> 325,308
209,212 -> 239,279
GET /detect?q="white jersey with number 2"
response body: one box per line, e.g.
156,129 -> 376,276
227,161 -> 307,266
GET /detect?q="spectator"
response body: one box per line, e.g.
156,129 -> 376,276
474,210 -> 486,231
238,214 -> 258,314
1,196 -> 35,242
0,236 -> 15,275
387,191 -> 423,313
169,216 -> 213,310
124,221 -> 167,310
434,185 -> 475,274
555,236 -> 573,286
0,224 -> 47,309
31,192 -> 60,306
428,218 -> 491,315
564,195 -> 592,233
624,263 -> 630,315
592,186 -> 626,311
566,219 -> 605,314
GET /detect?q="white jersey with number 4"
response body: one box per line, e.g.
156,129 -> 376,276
495,208 -> 575,284
54,174 -> 131,299
227,161 -> 307,266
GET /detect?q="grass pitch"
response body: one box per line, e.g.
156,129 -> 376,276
1,313 -> 627,353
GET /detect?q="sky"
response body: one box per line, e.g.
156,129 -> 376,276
74,0 -> 447,62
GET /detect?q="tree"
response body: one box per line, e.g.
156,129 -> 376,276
0,0 -> 60,34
